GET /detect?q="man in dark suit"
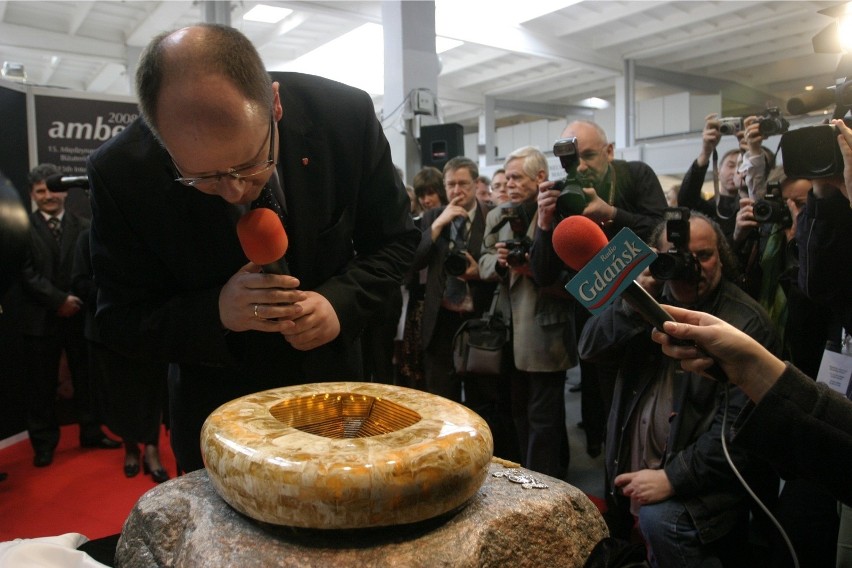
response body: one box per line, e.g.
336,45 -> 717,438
20,164 -> 120,467
410,157 -> 519,460
87,25 -> 418,472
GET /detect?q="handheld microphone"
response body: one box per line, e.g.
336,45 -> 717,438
236,208 -> 290,275
786,87 -> 835,115
554,216 -> 726,381
554,216 -> 673,330
45,174 -> 90,192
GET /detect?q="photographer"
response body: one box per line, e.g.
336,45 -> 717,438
479,146 -> 575,479
579,211 -> 780,567
532,121 -> 667,458
678,113 -> 743,238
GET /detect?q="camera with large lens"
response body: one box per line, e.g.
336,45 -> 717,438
758,107 -> 790,137
444,248 -> 469,277
552,137 -> 589,221
718,117 -> 743,136
649,207 -> 699,281
752,183 -> 792,228
504,236 -> 532,267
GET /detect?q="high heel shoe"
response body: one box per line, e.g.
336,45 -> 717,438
124,443 -> 140,478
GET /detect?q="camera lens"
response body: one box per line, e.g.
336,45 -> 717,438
444,251 -> 468,276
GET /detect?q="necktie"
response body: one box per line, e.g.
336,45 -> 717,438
251,185 -> 286,226
47,216 -> 61,242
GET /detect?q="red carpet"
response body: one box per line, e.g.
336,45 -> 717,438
0,424 -> 176,542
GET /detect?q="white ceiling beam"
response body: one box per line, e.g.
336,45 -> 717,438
68,1 -> 96,35
596,1 -> 754,51
546,1 -> 667,38
85,62 -> 126,92
439,49 -> 507,77
248,13 -> 310,50
444,58 -> 557,91
125,1 -> 195,46
436,17 -> 622,74
0,23 -> 126,61
624,5 -> 823,60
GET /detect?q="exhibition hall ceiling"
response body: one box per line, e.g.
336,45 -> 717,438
0,1 -> 846,128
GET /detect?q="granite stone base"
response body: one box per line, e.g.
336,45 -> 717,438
116,464 -> 608,567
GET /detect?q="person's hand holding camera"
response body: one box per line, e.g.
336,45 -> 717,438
697,113 -> 722,167
733,197 -> 758,243
536,180 -> 560,230
742,116 -> 763,155
833,118 -> 852,204
580,187 -> 617,225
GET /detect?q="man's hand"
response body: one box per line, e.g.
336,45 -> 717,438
458,250 -> 481,281
733,197 -> 758,243
614,469 -> 673,505
431,195 -> 468,242
581,186 -> 616,225
57,294 -> 83,318
219,262 -> 306,332
281,291 -> 341,350
833,118 -> 852,203
697,113 -> 722,167
537,180 -> 560,230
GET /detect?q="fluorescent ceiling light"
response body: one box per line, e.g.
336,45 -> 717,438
281,23 -> 384,95
436,37 -> 463,54
577,97 -> 610,109
243,4 -> 293,24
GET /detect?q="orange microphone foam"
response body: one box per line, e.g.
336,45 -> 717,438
552,215 -> 608,272
236,208 -> 288,266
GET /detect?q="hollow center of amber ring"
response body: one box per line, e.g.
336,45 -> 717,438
269,392 -> 422,439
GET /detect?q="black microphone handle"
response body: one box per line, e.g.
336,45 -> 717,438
261,257 -> 290,276
622,281 -> 728,382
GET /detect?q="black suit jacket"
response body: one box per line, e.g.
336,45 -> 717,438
412,201 -> 495,349
20,211 -> 90,337
87,72 -> 418,391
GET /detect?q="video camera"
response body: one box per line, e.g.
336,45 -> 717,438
649,207 -> 699,282
552,137 -> 591,221
781,70 -> 852,179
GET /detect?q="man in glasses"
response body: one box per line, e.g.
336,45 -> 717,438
87,24 -> 418,472
530,119 -> 667,464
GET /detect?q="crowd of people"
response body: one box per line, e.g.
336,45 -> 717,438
5,22 -> 852,568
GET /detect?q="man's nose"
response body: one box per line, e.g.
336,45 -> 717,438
216,176 -> 250,203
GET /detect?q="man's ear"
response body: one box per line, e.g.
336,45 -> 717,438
272,82 -> 283,122
604,142 -> 615,161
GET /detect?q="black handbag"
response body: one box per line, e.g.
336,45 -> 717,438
452,288 -> 509,376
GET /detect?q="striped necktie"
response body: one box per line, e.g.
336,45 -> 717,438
47,216 -> 61,242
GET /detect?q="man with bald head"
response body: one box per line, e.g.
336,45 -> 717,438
532,119 -> 667,458
87,24 -> 418,471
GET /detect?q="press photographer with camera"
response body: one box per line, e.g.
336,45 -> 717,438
531,120 -> 667,459
411,157 -> 496,406
578,209 -> 780,566
478,146 -> 576,479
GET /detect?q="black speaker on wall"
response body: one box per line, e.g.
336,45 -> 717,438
420,123 -> 464,170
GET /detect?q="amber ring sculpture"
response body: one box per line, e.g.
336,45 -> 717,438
201,382 -> 494,529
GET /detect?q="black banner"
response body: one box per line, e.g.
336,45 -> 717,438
34,95 -> 139,175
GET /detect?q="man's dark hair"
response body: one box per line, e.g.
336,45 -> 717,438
135,23 -> 273,137
413,166 -> 447,204
443,156 -> 479,182
27,163 -> 60,188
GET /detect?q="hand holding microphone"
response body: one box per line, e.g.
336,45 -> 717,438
220,208 -> 305,333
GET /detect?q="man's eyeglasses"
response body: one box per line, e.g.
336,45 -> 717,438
173,114 -> 276,189
445,180 -> 472,189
